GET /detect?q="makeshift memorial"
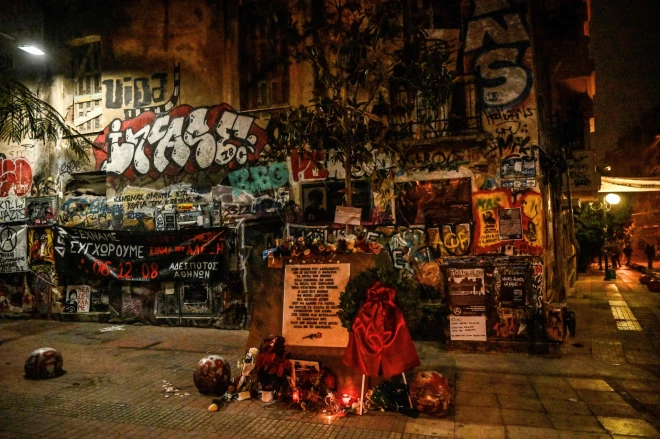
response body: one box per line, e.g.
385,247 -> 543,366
366,381 -> 417,416
339,268 -> 421,333
235,347 -> 259,394
193,355 -> 232,395
409,371 -> 451,416
343,280 -> 421,378
24,347 -> 64,380
254,335 -> 292,394
262,230 -> 383,266
342,270 -> 421,414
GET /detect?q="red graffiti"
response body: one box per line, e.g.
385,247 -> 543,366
93,104 -> 269,180
289,150 -> 328,182
0,158 -> 32,197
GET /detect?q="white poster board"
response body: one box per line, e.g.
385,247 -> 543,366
0,225 -> 28,273
450,315 -> 487,341
283,264 -> 350,347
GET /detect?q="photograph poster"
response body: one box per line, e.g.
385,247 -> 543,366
446,267 -> 486,316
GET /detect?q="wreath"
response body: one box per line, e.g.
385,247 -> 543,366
339,268 -> 422,332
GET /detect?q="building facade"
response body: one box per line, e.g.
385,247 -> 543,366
0,0 -> 592,345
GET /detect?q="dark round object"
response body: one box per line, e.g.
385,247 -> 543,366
24,347 -> 64,379
640,275 -> 652,285
193,355 -> 232,395
648,280 -> 660,293
409,371 -> 451,416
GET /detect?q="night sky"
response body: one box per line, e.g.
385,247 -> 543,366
590,0 -> 660,157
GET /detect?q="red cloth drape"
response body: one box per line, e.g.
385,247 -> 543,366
343,282 -> 420,378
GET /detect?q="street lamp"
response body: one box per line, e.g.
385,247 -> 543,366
0,32 -> 45,56
17,45 -> 45,56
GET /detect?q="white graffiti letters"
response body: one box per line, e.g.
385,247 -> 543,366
100,106 -> 265,177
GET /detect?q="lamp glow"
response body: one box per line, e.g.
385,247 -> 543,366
605,193 -> 620,205
18,45 -> 45,56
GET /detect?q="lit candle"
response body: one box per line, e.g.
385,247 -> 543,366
292,388 -> 300,403
342,393 -> 351,405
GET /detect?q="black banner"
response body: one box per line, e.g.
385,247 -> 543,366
54,226 -> 227,282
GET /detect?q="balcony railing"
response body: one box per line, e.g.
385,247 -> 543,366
548,111 -> 586,152
389,76 -> 482,140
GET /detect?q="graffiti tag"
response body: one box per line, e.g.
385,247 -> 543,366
93,104 -> 269,179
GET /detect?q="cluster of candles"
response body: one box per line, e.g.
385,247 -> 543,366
290,388 -> 353,407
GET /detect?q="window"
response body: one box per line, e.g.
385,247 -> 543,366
408,0 -> 462,30
70,37 -> 102,134
239,0 -> 290,110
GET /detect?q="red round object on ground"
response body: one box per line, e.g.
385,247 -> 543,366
640,275 -> 652,285
409,371 -> 451,416
24,347 -> 64,379
193,355 -> 232,395
648,280 -> 660,293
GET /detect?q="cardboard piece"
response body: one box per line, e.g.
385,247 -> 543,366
334,206 -> 362,225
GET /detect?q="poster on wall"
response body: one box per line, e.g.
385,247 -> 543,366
28,228 -> 55,266
493,307 -> 527,338
0,225 -> 28,273
498,208 -> 522,240
472,189 -> 543,255
54,226 -> 227,282
446,267 -> 486,316
500,270 -> 526,307
449,315 -> 487,341
395,178 -> 472,226
25,196 -> 57,225
283,264 -> 350,347
65,285 -> 91,313
501,156 -> 536,179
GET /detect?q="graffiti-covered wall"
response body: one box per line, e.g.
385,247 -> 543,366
0,0 -> 562,343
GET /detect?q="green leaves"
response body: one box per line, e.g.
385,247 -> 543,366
0,76 -> 92,162
339,267 -> 422,332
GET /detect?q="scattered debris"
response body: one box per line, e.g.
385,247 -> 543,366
99,325 -> 125,333
161,380 -> 189,398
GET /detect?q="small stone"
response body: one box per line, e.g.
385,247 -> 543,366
208,403 -> 218,411
568,398 -> 578,402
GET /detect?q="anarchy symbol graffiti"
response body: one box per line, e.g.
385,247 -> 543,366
0,227 -> 18,252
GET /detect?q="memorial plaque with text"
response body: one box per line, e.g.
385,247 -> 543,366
283,264 -> 350,347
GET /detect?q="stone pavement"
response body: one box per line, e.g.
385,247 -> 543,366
2,266 -> 660,438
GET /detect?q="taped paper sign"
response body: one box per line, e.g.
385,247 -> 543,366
334,206 -> 362,225
450,315 -> 487,341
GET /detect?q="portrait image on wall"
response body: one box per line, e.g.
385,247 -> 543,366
395,178 -> 471,226
302,186 -> 330,223
302,181 -> 373,224
27,228 -> 55,266
65,285 -> 91,313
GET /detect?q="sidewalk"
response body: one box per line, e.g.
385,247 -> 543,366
1,266 -> 660,438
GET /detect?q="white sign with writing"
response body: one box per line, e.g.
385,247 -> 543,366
283,264 -> 350,347
0,225 -> 28,273
450,315 -> 487,341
